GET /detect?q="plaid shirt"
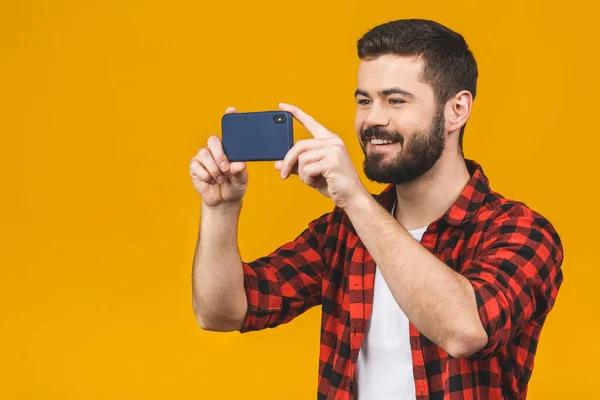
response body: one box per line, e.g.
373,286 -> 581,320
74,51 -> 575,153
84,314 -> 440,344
240,159 -> 564,400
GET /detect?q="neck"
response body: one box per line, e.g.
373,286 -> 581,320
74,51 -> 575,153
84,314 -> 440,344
394,150 -> 470,230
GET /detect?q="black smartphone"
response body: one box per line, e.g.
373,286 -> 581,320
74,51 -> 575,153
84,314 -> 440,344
221,111 -> 294,162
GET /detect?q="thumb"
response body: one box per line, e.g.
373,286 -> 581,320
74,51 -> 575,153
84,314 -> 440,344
229,162 -> 248,185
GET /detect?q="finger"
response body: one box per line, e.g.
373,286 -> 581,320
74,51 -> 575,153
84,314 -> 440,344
303,160 -> 326,177
298,147 -> 327,167
197,148 -> 226,184
225,106 -> 238,114
298,148 -> 327,183
279,103 -> 337,139
207,135 -> 230,172
189,158 -> 217,185
274,160 -> 298,174
300,160 -> 326,186
280,139 -> 315,179
280,138 -> 339,178
297,148 -> 325,179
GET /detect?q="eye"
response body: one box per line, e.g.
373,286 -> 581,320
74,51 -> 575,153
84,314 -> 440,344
357,99 -> 372,106
389,98 -> 406,105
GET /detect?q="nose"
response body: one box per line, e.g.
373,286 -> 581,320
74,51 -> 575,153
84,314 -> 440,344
364,104 -> 389,128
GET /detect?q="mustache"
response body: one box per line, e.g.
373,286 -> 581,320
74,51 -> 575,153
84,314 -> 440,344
360,126 -> 405,146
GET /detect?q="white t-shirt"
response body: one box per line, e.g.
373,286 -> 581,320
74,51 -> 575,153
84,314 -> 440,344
356,206 -> 428,399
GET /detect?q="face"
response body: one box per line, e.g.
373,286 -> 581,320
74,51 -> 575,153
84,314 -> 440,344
355,54 -> 446,185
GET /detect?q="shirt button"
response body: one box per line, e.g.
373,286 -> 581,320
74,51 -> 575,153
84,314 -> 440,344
349,381 -> 354,393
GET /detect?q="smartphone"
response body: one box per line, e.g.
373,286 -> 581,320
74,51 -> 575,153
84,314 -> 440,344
221,110 -> 294,162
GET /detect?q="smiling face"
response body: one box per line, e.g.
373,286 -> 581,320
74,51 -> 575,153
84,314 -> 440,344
355,54 -> 447,185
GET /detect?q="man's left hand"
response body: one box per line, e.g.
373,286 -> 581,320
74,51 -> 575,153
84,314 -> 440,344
275,103 -> 370,209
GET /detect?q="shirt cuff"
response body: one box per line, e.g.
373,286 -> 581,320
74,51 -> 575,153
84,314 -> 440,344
239,262 -> 283,333
467,278 -> 513,359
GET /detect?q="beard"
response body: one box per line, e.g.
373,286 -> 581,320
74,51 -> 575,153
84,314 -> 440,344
361,107 -> 446,185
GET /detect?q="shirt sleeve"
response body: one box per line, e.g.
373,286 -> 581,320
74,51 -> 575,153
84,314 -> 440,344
461,207 -> 564,359
239,210 -> 338,333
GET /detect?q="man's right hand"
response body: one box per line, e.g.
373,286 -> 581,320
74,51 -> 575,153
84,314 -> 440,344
189,107 -> 248,209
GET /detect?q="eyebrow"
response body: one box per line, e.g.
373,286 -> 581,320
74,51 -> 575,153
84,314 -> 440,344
354,87 -> 416,99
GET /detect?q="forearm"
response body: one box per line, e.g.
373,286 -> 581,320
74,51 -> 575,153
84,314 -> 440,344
344,194 -> 487,357
192,202 -> 248,331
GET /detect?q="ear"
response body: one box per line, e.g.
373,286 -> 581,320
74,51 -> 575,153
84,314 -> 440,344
444,90 -> 473,133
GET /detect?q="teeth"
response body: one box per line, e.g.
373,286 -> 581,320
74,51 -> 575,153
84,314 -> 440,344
370,139 -> 394,145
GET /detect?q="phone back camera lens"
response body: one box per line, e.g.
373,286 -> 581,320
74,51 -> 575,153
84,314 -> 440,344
273,114 -> 286,124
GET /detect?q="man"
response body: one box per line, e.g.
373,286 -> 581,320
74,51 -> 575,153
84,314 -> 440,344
189,19 -> 564,400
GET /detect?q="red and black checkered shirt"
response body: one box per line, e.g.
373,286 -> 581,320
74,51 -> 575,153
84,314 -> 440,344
240,159 -> 564,400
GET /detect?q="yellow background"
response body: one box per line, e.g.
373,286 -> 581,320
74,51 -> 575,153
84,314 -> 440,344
1,1 -> 597,399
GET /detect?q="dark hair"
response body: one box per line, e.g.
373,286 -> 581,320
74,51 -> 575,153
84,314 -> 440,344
357,19 -> 478,152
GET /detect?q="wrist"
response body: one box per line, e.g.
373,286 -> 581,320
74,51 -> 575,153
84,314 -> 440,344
202,200 -> 243,214
341,187 -> 374,214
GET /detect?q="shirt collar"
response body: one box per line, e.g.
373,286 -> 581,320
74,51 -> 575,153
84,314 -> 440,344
374,159 -> 490,227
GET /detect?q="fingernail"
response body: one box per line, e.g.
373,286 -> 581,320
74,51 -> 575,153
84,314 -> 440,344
217,176 -> 226,184
280,170 -> 285,179
220,161 -> 229,171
